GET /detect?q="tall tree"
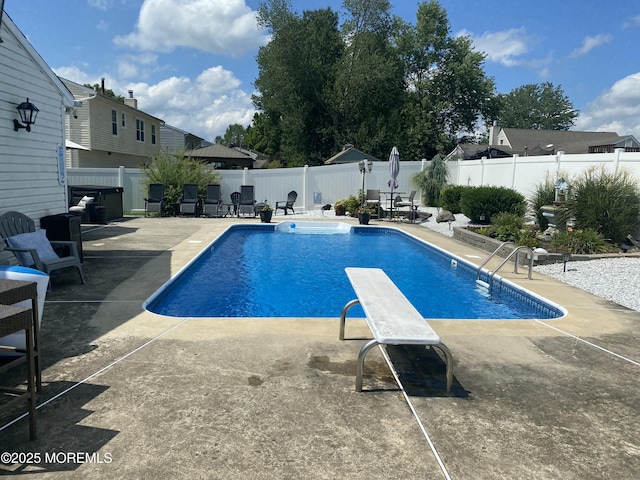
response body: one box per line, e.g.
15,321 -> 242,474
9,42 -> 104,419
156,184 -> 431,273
496,82 -> 579,130
332,0 -> 405,158
395,1 -> 495,160
254,2 -> 343,166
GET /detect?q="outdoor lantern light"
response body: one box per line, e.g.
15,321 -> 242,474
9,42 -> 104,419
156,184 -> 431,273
13,98 -> 39,132
358,159 -> 373,204
554,178 -> 569,203
358,159 -> 372,173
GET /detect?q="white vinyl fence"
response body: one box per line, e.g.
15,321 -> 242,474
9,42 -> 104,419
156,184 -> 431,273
67,149 -> 640,214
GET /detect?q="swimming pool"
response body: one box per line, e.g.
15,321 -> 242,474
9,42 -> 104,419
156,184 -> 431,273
144,222 -> 565,319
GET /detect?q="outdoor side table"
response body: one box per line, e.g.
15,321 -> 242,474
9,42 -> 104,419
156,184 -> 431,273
0,303 -> 37,440
0,279 -> 41,390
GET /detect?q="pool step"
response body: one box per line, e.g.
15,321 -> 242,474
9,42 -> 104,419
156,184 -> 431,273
475,279 -> 490,290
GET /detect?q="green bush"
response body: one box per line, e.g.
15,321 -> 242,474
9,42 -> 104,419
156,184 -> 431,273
565,167 -> 640,243
144,150 -> 221,214
412,154 -> 449,206
550,228 -> 617,254
459,186 -> 526,223
490,212 -> 523,242
440,185 -> 471,213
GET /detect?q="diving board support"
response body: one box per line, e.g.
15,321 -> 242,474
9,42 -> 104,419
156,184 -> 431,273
339,267 -> 453,394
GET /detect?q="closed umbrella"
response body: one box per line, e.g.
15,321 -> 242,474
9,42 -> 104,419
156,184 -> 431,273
388,146 -> 400,220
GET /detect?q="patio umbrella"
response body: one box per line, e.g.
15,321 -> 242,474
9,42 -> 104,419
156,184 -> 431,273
388,146 -> 400,219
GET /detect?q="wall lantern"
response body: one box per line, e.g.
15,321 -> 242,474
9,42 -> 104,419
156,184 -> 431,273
13,98 -> 39,132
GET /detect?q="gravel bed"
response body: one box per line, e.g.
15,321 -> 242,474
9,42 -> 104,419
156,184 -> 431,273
415,207 -> 640,313
533,258 -> 640,312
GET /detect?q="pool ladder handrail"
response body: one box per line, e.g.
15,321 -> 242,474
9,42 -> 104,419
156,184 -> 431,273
476,242 -> 534,290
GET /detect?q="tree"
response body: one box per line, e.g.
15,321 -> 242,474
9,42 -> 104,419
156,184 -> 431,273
254,2 -> 343,166
395,1 -> 496,160
496,82 -> 579,130
331,0 -> 405,158
216,124 -> 248,147
83,83 -> 125,103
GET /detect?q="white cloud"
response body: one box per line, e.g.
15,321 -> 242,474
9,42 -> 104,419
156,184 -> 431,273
569,34 -> 612,58
622,15 -> 640,29
113,0 -> 268,57
576,72 -> 640,138
459,27 -> 530,67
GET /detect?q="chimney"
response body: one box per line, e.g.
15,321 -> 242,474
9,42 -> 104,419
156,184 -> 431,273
488,120 -> 499,146
100,78 -> 105,94
124,90 -> 138,109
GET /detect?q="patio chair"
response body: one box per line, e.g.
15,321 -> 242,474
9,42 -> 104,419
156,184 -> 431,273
202,184 -> 223,217
275,191 -> 297,216
394,190 -> 418,222
144,183 -> 165,217
0,211 -> 85,286
238,185 -> 256,217
364,189 -> 381,218
179,183 -> 199,216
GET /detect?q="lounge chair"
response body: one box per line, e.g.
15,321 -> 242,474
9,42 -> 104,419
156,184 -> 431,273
144,183 -> 165,217
238,185 -> 256,217
179,184 -> 199,215
364,189 -> 381,218
275,191 -> 297,216
230,192 -> 240,217
0,211 -> 85,287
202,184 -> 223,217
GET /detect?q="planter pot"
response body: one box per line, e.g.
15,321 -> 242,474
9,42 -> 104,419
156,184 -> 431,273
358,212 -> 370,225
260,210 -> 273,223
335,205 -> 346,216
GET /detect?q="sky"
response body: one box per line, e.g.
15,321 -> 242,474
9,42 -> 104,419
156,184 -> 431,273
5,0 -> 640,144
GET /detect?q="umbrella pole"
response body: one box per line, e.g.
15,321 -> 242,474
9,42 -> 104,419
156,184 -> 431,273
389,187 -> 394,221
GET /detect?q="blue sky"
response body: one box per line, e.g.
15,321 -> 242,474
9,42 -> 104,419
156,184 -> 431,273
5,0 -> 640,148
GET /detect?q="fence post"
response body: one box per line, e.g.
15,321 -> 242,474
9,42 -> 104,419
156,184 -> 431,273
511,154 -> 519,188
303,164 -> 308,212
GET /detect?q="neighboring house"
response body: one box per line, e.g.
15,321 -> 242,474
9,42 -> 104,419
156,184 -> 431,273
449,123 -> 640,160
231,146 -> 270,169
0,11 -> 76,225
160,124 -> 204,153
185,143 -> 253,169
324,144 -> 381,165
61,78 -> 164,168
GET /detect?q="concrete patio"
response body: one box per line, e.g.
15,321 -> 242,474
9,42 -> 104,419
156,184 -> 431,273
0,215 -> 638,479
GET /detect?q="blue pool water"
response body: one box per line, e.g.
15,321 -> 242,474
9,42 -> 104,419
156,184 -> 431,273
144,222 -> 564,319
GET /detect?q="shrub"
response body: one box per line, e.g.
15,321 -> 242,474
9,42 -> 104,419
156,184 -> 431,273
459,186 -> 526,223
490,212 -> 523,242
440,185 -> 470,213
565,166 -> 640,244
412,154 -> 449,206
144,150 -> 221,213
550,228 -> 617,254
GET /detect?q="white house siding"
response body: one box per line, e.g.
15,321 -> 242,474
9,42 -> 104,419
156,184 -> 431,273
0,14 -> 75,223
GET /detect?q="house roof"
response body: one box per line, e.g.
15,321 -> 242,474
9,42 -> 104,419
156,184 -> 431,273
324,145 -> 381,164
498,128 -> 630,154
185,144 -> 254,169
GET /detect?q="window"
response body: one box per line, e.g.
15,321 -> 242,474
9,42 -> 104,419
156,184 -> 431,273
111,110 -> 118,136
121,112 -> 126,128
151,124 -> 156,145
136,119 -> 145,142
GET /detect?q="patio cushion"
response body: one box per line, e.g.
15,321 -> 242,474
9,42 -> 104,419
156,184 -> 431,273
6,230 -> 60,266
